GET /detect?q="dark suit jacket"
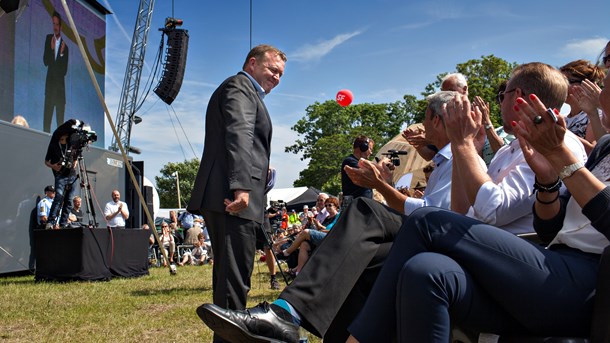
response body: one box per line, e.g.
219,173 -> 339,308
188,72 -> 272,224
43,34 -> 68,102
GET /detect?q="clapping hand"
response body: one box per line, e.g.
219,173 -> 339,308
443,94 -> 482,145
512,94 -> 566,183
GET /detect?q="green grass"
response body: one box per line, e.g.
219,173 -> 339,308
0,262 -> 321,342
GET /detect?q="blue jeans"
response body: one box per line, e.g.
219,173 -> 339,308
48,172 -> 78,226
349,207 -> 599,342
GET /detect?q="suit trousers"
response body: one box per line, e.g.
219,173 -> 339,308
43,93 -> 65,133
202,209 -> 257,342
349,207 -> 600,343
279,198 -> 404,341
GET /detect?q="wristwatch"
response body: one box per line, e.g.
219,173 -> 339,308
484,123 -> 493,130
559,161 -> 584,180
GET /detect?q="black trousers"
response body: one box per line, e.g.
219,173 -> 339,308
202,209 -> 258,343
279,198 -> 404,342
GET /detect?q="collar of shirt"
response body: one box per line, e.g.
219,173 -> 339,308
54,36 -> 61,59
432,143 -> 452,167
240,71 -> 266,100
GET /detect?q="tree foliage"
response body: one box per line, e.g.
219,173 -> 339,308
287,55 -> 517,192
155,158 -> 200,208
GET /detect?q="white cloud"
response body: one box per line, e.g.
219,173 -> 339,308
560,37 -> 608,60
291,30 -> 364,62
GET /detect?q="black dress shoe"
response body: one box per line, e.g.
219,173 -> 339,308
197,302 -> 299,343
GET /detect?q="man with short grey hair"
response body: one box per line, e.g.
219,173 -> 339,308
314,193 -> 329,223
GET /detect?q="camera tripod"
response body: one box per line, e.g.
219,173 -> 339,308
76,154 -> 98,228
259,222 -> 290,285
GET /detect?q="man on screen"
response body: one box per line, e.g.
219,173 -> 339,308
43,11 -> 69,133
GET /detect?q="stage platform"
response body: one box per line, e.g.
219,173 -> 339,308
34,228 -> 150,281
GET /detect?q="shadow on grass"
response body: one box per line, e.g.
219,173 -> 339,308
131,285 -> 212,297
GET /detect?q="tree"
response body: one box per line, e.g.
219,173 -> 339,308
286,100 -> 410,194
287,55 -> 517,194
155,158 -> 200,208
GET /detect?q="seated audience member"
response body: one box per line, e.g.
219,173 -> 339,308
68,196 -> 84,225
178,241 -> 207,266
559,59 -> 605,152
282,197 -> 340,256
159,222 -> 175,266
183,220 -> 202,246
403,73 -> 470,161
314,193 -> 329,223
195,63 -> 587,343
198,232 -> 213,265
11,115 -> 29,128
279,197 -> 341,274
346,78 -> 610,342
37,185 -> 55,229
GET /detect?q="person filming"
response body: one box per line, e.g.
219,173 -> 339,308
44,119 -> 81,229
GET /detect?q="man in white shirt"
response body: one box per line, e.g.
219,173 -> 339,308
104,190 -> 129,229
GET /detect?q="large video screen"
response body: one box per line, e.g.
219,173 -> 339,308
0,0 -> 106,146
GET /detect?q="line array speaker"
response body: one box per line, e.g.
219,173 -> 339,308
154,29 -> 189,105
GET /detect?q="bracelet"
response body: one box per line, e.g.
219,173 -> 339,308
559,161 -> 585,180
533,177 -> 562,193
536,191 -> 559,205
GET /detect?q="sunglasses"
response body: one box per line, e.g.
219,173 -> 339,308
496,88 -> 516,104
603,55 -> 610,65
325,204 -> 335,208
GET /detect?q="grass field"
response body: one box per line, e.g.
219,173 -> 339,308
0,262 -> 321,342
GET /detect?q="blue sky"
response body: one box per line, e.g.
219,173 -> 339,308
100,0 -> 608,189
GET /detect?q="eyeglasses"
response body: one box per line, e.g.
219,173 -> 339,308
325,204 -> 335,208
496,88 -> 517,104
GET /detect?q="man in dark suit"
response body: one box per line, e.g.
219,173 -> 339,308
43,11 -> 69,133
187,44 -> 286,340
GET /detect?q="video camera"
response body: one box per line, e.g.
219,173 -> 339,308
381,149 -> 408,167
54,119 -> 97,171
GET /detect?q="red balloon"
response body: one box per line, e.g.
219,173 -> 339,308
336,89 -> 353,107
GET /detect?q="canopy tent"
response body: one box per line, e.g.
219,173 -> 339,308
266,186 -> 322,212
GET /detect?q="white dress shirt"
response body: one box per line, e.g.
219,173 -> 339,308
403,143 -> 478,215
468,131 -> 587,234
104,200 -> 129,227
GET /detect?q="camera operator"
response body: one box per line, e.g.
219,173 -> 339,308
43,119 -> 81,229
341,135 -> 375,200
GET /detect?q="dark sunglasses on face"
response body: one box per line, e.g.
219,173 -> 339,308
496,88 -> 516,104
